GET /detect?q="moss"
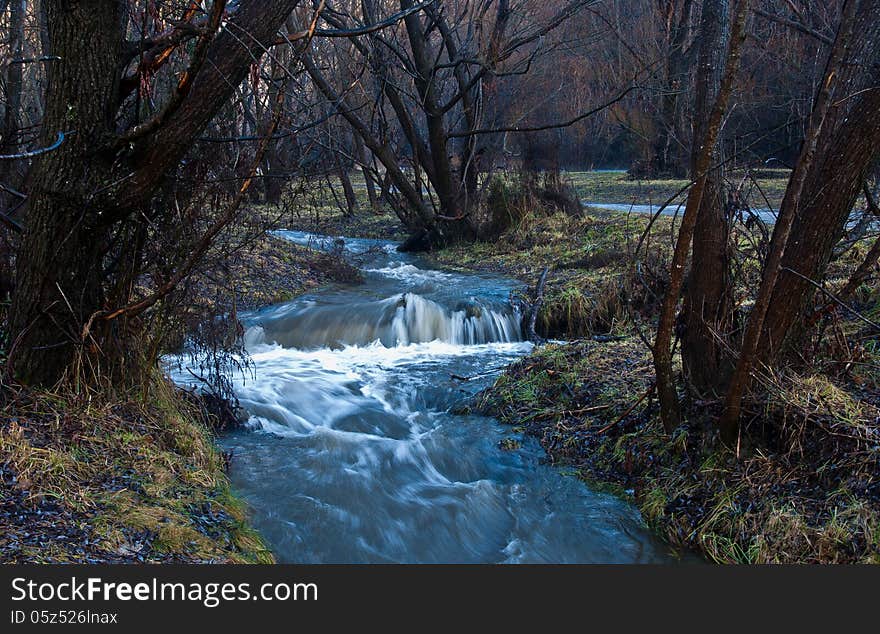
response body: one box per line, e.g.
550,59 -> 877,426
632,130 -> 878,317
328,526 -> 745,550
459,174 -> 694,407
0,376 -> 273,564
476,340 -> 880,564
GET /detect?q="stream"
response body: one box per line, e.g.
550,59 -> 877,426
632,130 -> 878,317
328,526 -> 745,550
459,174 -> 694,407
175,231 -> 674,563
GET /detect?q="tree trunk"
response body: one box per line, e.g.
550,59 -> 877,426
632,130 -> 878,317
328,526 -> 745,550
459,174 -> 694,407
10,0 -> 303,386
653,0 -> 752,432
302,53 -> 433,232
401,0 -> 475,243
337,159 -> 359,216
681,0 -> 733,398
758,0 -> 880,361
263,57 -> 287,205
9,0 -> 124,385
720,0 -> 864,443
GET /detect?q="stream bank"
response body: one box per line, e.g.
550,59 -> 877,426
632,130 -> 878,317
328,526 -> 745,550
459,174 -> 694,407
172,231 -> 677,563
0,232 -> 356,564
429,209 -> 880,564
476,340 -> 880,563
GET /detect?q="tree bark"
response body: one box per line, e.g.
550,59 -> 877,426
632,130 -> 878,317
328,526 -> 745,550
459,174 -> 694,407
9,0 -> 125,385
653,0 -> 752,432
681,0 -> 733,398
757,0 -> 880,361
10,0 -> 303,386
355,134 -> 380,213
720,0 -> 863,444
401,0 -> 470,239
0,0 -> 26,205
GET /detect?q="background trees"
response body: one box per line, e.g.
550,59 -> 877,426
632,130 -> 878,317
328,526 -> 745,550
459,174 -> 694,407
0,0 -> 877,464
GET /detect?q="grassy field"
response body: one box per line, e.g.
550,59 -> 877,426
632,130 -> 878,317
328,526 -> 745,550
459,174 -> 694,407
566,169 -> 790,209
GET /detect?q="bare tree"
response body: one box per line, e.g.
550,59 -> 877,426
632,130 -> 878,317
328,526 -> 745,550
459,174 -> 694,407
721,0 -> 880,442
9,0 -> 306,385
653,0 -> 752,432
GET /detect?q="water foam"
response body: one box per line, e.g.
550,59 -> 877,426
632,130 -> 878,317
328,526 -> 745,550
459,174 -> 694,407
257,292 -> 522,350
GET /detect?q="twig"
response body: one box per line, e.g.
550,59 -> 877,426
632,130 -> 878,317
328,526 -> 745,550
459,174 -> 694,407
596,382 -> 656,434
783,267 -> 880,332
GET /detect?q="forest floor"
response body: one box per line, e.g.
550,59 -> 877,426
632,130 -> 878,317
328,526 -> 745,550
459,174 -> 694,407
293,169 -> 880,563
0,229 -> 356,563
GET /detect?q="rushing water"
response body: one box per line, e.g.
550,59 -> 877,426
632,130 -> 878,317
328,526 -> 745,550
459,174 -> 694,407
173,231 -> 674,563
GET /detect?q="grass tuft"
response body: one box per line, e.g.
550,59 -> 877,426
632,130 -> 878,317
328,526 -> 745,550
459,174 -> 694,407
0,376 -> 273,564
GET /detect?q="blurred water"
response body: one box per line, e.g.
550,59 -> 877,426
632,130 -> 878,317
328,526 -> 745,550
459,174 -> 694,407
171,231 -> 675,563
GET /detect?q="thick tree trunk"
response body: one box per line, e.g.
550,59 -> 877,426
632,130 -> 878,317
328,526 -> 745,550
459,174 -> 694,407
681,0 -> 733,398
758,0 -> 880,360
653,0 -> 751,432
9,1 -> 124,385
10,0 -> 303,386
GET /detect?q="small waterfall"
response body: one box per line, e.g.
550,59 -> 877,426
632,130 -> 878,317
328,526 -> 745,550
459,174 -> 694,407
170,231 -> 672,564
390,293 -> 521,346
251,292 -> 522,351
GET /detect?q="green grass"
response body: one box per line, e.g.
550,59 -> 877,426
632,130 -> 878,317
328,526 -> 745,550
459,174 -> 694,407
565,169 -> 790,209
0,377 -> 274,564
477,340 -> 880,564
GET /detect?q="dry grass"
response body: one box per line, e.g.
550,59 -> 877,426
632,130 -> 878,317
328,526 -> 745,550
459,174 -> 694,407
476,340 -> 880,564
0,376 -> 273,564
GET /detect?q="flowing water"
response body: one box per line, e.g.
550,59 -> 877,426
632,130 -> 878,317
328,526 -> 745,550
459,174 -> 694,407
174,231 -> 674,563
